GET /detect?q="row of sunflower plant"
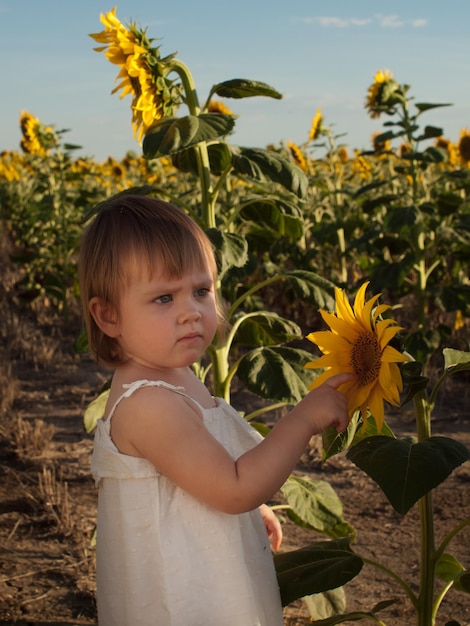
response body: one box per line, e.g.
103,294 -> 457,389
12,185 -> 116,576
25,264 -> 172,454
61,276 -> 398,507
1,7 -> 469,623
0,113 -> 177,312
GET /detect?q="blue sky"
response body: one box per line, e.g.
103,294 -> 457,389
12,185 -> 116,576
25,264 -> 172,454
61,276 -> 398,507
2,1 -> 468,161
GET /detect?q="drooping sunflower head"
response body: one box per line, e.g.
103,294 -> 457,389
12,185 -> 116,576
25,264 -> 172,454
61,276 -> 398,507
305,282 -> 408,431
308,108 -> 324,142
90,7 -> 183,142
287,140 -> 308,172
19,111 -> 58,156
337,146 -> 349,163
371,132 -> 392,153
365,69 -> 404,119
434,136 -> 458,166
399,142 -> 411,157
458,128 -> 470,165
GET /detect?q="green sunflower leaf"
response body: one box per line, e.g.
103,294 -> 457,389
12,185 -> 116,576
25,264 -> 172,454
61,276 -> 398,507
274,542 -> 363,607
414,102 -> 453,113
303,587 -> 346,622
142,113 -> 235,157
416,125 -> 445,141
210,78 -> 283,100
436,554 -> 470,592
322,415 -> 361,460
84,388 -> 110,433
443,348 -> 470,374
234,312 -> 302,348
239,197 -> 304,239
205,228 -> 248,279
281,475 -> 355,539
281,270 -> 336,308
236,346 -> 313,403
347,436 -> 470,515
231,147 -> 308,198
171,142 -> 233,176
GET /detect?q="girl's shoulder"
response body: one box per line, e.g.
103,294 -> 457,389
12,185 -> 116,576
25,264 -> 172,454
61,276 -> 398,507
106,379 -> 188,422
104,378 -> 203,458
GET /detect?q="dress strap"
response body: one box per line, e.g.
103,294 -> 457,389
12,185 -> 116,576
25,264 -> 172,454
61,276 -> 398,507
107,379 -> 187,423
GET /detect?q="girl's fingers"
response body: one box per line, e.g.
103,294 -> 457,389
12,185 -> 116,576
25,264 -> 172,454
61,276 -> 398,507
324,372 -> 356,390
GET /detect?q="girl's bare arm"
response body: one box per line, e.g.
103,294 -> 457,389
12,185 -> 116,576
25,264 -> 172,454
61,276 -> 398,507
110,373 -> 353,514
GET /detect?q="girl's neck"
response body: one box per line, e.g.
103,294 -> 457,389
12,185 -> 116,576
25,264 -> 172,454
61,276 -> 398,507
115,360 -> 194,388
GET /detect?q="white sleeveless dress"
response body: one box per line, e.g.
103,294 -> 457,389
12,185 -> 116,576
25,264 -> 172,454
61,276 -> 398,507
91,380 -> 284,626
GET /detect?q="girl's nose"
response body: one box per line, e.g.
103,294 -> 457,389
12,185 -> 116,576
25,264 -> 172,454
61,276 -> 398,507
179,303 -> 202,323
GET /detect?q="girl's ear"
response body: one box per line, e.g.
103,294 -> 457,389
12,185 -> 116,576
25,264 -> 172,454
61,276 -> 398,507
89,297 -> 120,338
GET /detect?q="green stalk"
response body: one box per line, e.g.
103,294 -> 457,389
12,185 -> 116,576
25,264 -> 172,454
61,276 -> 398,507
227,275 -> 287,319
336,226 -> 347,284
245,402 -> 288,422
208,343 -> 230,401
169,58 -> 216,229
360,557 -> 418,609
413,391 -> 436,626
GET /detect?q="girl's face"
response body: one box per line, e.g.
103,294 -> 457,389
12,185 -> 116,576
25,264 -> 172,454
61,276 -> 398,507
113,260 -> 218,373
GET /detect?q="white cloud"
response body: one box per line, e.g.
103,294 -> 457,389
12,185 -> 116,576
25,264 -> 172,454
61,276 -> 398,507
296,16 -> 371,27
294,14 -> 427,29
350,19 -> 373,27
375,14 -> 427,28
410,19 -> 428,28
376,14 -> 405,28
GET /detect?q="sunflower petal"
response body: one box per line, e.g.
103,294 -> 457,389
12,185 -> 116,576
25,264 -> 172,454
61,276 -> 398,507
382,345 -> 408,363
378,323 -> 403,347
358,293 -> 381,332
335,288 -> 356,324
307,331 -> 352,354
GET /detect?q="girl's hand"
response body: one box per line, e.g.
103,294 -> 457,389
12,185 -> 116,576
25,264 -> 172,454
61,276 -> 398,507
294,372 -> 355,434
259,503 -> 283,551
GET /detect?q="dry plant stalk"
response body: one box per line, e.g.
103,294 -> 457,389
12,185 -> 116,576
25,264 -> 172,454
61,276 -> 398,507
14,416 -> 55,458
0,363 -> 19,415
38,466 -> 73,533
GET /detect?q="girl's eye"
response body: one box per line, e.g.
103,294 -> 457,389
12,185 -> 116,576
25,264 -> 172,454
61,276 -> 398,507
155,294 -> 172,304
195,287 -> 210,297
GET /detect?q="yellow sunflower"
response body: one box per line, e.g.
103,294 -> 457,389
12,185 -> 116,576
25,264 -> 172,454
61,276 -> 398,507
305,282 -> 407,431
90,7 -> 182,142
0,151 -> 21,182
308,108 -> 324,142
287,141 -> 308,172
371,131 -> 391,153
19,111 -> 57,156
458,128 -> 470,165
434,136 -> 458,166
365,69 -> 398,119
351,152 -> 372,180
19,111 -> 44,156
337,146 -> 349,163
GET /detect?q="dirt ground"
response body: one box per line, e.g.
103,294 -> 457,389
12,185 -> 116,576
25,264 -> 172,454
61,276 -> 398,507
1,304 -> 469,626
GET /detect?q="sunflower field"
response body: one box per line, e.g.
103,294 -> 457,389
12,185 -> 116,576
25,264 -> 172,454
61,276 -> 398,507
2,75 -> 469,372
1,7 -> 470,625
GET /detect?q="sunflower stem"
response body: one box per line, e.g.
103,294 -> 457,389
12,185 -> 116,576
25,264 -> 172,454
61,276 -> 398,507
168,58 -> 216,229
413,391 -> 436,626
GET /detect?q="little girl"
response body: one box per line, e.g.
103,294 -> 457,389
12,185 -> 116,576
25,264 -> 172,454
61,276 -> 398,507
79,194 -> 352,626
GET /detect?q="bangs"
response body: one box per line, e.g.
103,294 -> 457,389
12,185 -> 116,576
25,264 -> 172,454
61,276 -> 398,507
124,226 -> 215,283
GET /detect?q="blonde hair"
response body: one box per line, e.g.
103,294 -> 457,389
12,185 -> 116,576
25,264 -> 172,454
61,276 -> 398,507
78,194 -> 219,366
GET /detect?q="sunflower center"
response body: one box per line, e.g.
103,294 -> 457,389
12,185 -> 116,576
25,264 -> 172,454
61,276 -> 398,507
351,331 -> 382,386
